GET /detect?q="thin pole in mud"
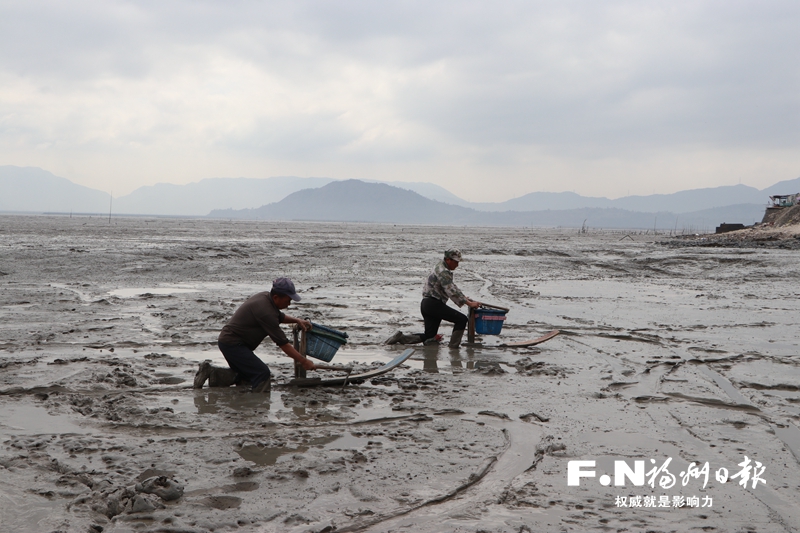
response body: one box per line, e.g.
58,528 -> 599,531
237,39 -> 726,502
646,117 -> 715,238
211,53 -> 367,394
293,326 -> 299,378
468,307 -> 475,344
292,325 -> 307,379
108,191 -> 112,224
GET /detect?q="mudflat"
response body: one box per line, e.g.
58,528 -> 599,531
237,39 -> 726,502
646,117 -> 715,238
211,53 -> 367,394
1,215 -> 799,533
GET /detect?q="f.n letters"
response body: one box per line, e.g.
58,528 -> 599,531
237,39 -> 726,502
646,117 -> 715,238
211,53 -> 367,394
568,460 -> 646,486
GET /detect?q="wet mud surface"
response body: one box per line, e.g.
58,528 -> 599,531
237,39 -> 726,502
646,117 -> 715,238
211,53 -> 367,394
1,215 -> 800,532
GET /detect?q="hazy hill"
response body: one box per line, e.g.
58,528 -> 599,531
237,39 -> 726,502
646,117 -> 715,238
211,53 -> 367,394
113,176 -> 335,216
0,166 -> 111,213
210,180 -> 479,224
110,176 -> 465,216
371,180 -> 469,206
471,184 -> 769,213
604,185 -> 765,213
762,177 -> 800,197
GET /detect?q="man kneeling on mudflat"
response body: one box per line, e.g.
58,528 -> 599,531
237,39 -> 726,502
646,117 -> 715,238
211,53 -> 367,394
386,249 -> 480,349
194,277 -> 316,393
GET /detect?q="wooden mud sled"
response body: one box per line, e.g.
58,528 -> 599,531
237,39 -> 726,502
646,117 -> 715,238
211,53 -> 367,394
290,324 -> 414,387
288,348 -> 415,387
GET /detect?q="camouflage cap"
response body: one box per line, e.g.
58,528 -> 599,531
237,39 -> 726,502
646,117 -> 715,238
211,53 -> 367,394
444,249 -> 463,262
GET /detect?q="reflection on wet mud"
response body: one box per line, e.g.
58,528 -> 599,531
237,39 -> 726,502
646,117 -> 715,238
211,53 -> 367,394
451,346 -> 478,370
422,347 -> 439,373
420,345 -> 482,372
193,389 -> 271,415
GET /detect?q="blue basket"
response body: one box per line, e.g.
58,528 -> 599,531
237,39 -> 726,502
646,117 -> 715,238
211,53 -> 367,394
305,323 -> 348,362
474,308 -> 507,335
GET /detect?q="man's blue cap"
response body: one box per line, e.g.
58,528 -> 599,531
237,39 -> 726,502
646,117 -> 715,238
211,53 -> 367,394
272,277 -> 301,302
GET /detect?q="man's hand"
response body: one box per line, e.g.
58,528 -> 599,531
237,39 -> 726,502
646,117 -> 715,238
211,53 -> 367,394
280,342 -> 316,369
284,315 -> 313,331
466,299 -> 481,309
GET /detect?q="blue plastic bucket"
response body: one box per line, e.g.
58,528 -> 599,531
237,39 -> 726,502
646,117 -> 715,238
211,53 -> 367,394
474,308 -> 507,335
305,323 -> 348,362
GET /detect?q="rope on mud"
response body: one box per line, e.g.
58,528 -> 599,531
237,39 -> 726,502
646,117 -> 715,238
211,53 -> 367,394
335,428 -> 510,533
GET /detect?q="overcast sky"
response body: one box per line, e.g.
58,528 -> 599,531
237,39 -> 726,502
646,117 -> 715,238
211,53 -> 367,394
1,1 -> 798,201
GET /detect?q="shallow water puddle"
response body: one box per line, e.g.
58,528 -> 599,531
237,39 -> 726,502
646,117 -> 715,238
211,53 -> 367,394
0,403 -> 87,435
325,431 -> 372,450
0,488 -> 63,533
236,443 -> 310,465
191,388 -> 275,415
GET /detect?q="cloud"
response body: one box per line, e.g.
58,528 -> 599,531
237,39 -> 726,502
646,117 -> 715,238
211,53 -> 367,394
0,0 -> 798,199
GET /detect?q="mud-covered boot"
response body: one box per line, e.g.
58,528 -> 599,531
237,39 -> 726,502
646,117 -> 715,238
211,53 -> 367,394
193,361 -> 212,389
398,333 -> 423,344
448,329 -> 465,349
252,379 -> 271,394
208,367 -> 238,387
384,331 -> 404,345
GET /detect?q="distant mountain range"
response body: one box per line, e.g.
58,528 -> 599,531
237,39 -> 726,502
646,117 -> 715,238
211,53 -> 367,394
2,164 -> 798,229
472,185 -> 765,213
209,179 -> 768,230
0,166 -> 464,217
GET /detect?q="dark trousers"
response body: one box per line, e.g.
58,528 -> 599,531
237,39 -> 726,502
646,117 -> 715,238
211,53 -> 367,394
420,297 -> 468,341
217,341 -> 271,389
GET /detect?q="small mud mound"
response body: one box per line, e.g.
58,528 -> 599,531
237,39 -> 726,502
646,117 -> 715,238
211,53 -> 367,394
514,357 -> 570,377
